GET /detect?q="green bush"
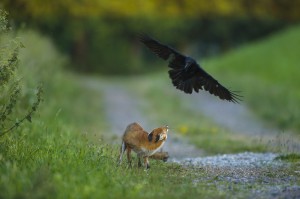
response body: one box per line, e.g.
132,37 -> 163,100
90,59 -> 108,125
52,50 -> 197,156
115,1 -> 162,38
0,10 -> 42,137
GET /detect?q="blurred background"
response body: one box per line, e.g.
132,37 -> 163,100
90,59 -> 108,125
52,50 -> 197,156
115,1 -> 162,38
2,0 -> 300,74
1,0 -> 300,136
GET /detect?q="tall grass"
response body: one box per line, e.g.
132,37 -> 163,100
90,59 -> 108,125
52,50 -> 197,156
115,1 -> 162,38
0,30 -> 106,198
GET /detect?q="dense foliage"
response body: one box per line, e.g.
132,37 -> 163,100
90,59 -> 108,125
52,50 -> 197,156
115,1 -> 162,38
0,10 -> 42,137
2,0 -> 298,74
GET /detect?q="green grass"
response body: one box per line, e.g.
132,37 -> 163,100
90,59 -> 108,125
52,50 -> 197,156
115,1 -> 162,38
275,153 -> 300,162
202,25 -> 300,133
0,30 -> 110,198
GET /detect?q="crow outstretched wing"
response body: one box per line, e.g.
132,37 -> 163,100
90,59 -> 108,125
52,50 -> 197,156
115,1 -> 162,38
139,34 -> 242,103
139,34 -> 186,69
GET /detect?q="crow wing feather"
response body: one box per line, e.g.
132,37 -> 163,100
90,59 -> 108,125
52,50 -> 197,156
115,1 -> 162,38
193,67 -> 241,103
139,34 -> 186,69
140,34 -> 242,103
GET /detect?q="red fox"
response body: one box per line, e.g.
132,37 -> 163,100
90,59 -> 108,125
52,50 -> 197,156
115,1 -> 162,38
118,122 -> 168,169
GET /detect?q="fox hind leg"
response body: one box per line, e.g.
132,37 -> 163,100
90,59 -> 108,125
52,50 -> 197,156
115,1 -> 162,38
118,142 -> 126,165
126,147 -> 132,167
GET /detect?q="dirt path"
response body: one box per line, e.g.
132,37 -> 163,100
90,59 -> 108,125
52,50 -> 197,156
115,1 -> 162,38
84,78 -> 203,159
83,77 -> 300,198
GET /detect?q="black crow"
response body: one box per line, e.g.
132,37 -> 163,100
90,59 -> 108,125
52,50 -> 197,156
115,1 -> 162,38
139,34 -> 242,103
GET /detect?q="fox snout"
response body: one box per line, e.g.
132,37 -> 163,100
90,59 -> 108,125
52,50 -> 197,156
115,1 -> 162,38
159,125 -> 168,141
148,125 -> 168,143
158,128 -> 168,141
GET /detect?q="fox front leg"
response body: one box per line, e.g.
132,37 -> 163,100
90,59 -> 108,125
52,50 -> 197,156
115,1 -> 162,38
143,157 -> 150,169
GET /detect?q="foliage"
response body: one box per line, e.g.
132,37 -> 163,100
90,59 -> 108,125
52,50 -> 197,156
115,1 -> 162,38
1,0 -> 295,74
0,10 -> 42,137
3,0 -> 300,21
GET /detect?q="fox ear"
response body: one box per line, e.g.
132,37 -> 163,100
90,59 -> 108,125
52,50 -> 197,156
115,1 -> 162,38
148,133 -> 153,142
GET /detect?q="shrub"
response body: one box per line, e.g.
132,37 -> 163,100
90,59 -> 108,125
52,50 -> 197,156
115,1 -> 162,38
0,10 -> 42,137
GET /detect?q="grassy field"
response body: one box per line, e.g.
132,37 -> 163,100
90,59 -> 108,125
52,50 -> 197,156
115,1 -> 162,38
1,27 -> 300,198
203,25 -> 300,133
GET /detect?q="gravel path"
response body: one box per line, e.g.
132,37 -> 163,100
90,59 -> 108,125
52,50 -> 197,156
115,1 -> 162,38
176,152 -> 300,198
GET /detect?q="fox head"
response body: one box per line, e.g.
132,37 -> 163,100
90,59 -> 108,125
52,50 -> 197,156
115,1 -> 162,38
148,125 -> 168,142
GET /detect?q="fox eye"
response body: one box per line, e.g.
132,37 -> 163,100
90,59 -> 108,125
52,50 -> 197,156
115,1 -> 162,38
148,133 -> 153,142
155,134 -> 160,142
